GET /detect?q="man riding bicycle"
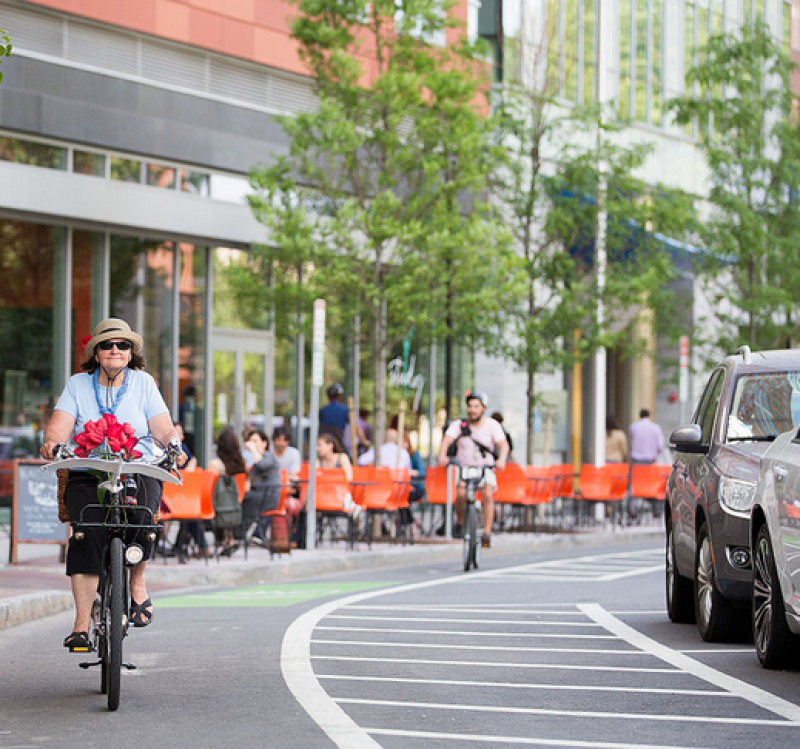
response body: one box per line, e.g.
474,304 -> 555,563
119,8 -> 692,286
438,391 -> 508,548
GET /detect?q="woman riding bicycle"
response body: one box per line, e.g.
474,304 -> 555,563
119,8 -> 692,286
39,318 -> 185,650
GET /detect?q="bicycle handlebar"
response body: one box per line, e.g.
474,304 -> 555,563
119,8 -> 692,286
42,446 -> 182,485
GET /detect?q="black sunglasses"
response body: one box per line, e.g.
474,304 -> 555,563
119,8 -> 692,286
97,340 -> 132,351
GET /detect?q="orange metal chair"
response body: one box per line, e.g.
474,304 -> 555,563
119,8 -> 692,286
389,467 -> 413,544
630,463 -> 670,501
160,469 -> 217,564
423,464 -> 456,537
578,464 -> 626,526
306,468 -> 357,548
522,466 -> 555,506
351,466 -> 393,547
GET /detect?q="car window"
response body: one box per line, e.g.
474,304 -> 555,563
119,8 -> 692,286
697,370 -> 724,444
726,371 -> 800,441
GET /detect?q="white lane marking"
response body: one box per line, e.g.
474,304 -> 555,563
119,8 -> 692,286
280,549 -> 664,747
313,638 -> 637,654
581,604 -> 800,723
312,654 -> 680,674
335,697 -> 799,726
329,614 -> 602,627
317,626 -> 615,640
345,604 -> 589,614
319,674 -> 732,697
364,727 -> 711,749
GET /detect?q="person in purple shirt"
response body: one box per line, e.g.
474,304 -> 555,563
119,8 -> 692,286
627,408 -> 666,522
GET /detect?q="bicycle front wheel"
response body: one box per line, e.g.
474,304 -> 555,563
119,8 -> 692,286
106,536 -> 125,711
463,501 -> 477,572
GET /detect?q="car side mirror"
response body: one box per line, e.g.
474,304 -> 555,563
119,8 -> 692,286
669,424 -> 707,454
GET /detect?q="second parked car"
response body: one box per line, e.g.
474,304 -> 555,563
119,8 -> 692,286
666,346 -> 800,641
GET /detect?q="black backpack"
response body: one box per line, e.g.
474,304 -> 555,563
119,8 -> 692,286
213,475 -> 242,530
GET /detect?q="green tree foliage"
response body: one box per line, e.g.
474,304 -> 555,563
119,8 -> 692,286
247,0 -> 516,445
495,89 -> 696,462
669,23 -> 800,356
0,30 -> 11,85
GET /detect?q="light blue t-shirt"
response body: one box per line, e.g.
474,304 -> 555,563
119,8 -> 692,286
55,370 -> 169,461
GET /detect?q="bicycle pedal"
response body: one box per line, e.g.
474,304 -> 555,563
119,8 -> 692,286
79,660 -> 102,669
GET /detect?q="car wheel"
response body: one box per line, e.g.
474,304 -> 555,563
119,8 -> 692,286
695,521 -> 739,641
666,521 -> 695,623
752,523 -> 799,669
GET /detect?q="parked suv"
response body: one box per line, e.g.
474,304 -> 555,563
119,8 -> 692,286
666,346 -> 800,641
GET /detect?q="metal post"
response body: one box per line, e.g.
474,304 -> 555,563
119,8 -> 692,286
428,340 -> 436,464
305,299 -> 326,550
592,0 -> 610,470
445,463 -> 456,540
295,264 -> 305,451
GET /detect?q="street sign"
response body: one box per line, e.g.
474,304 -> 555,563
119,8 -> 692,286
311,299 -> 326,387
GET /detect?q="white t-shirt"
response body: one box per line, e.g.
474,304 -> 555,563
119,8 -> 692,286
445,417 -> 506,467
272,444 -> 301,475
55,370 -> 169,460
378,442 -> 411,470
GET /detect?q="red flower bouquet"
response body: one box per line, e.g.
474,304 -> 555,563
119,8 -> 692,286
74,413 -> 143,460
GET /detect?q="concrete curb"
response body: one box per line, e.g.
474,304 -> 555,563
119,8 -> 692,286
0,528 -> 663,630
0,591 -> 74,630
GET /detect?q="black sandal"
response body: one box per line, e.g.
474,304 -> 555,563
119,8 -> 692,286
64,631 -> 92,651
129,597 -> 153,628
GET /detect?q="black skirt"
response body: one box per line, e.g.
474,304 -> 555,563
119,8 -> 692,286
64,471 -> 163,576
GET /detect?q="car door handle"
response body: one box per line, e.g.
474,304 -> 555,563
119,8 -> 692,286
775,465 -> 788,482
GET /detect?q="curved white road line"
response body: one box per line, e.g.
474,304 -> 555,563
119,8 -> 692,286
281,549 -> 800,747
280,563 -> 505,747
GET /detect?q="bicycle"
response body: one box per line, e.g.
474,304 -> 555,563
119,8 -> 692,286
456,463 -> 485,572
42,442 -> 182,711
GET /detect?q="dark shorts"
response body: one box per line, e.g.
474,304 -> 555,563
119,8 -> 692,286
65,471 -> 163,576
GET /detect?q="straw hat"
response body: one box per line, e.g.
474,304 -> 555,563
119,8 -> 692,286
84,318 -> 143,358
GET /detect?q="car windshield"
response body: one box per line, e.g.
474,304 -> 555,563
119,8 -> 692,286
726,371 -> 800,442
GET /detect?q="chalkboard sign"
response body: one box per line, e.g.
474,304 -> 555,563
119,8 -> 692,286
11,459 -> 67,563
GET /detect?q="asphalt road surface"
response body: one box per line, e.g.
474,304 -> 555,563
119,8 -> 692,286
2,539 -> 799,749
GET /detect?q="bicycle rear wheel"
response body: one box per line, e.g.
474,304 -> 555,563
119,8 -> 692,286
106,536 -> 125,711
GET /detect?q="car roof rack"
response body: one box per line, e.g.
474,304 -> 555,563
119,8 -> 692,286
736,345 -> 752,364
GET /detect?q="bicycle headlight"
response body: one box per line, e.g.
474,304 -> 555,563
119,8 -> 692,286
719,476 -> 756,513
124,544 -> 145,566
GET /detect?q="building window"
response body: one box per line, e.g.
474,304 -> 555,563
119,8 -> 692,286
110,157 -> 142,183
146,164 -> 177,190
0,220 -> 61,446
0,136 -> 66,170
73,150 -> 106,177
